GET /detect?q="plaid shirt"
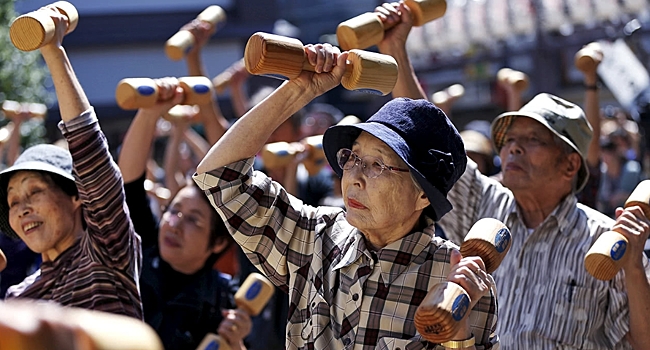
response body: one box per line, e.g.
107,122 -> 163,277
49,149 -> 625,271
193,158 -> 499,350
439,159 -> 650,349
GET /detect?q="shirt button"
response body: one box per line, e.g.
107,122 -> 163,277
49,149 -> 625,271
352,293 -> 359,301
344,338 -> 351,346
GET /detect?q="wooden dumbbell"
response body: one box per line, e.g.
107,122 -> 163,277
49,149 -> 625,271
585,180 -> 650,280
260,141 -> 304,170
0,300 -> 163,350
0,248 -> 6,272
302,135 -> 326,176
9,1 -> 78,52
196,273 -> 275,350
165,5 -> 226,61
497,68 -> 529,92
414,218 -> 511,343
574,42 -> 603,74
212,58 -> 247,94
431,84 -> 464,106
245,32 -> 398,96
2,100 -> 47,119
336,0 -> 447,50
163,105 -> 200,123
115,77 -> 214,110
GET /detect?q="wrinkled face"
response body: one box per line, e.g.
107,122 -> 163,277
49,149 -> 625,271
340,132 -> 428,243
499,117 -> 571,193
7,171 -> 80,257
158,186 -> 220,274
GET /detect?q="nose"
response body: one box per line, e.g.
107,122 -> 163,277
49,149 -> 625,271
167,211 -> 183,228
506,139 -> 523,155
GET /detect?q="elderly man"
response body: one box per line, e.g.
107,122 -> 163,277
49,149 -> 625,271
439,94 -> 650,349
193,42 -> 500,348
374,3 -> 650,348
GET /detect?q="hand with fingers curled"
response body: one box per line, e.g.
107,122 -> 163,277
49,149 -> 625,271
137,77 -> 185,118
446,249 -> 495,337
613,206 -> 650,271
289,43 -> 349,98
217,309 -> 252,350
376,1 -> 414,53
180,19 -> 215,56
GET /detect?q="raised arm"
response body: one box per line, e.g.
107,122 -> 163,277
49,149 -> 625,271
118,79 -> 184,183
376,2 -> 427,100
196,45 -> 348,173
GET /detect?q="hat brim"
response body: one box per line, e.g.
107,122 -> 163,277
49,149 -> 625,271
491,112 -> 589,192
0,161 -> 76,238
323,123 -> 452,221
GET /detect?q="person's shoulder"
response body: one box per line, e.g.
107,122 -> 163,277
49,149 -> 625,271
577,202 -> 615,228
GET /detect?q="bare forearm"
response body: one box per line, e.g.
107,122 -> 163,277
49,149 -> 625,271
583,75 -> 601,167
199,101 -> 228,145
625,267 -> 650,349
382,45 -> 427,100
40,46 -> 91,122
197,81 -> 315,173
118,110 -> 159,183
186,52 -> 206,77
164,128 -> 184,193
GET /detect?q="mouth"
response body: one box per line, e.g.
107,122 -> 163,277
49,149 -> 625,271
347,198 -> 367,210
22,222 -> 43,234
163,235 -> 181,248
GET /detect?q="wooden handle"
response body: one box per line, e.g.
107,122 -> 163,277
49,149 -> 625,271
0,248 -> 6,272
234,272 -> 275,316
244,32 -> 397,95
497,68 -> 529,92
115,77 -> 213,110
585,180 -> 650,280
574,42 -> 603,74
0,300 -> 163,350
2,100 -> 47,119
9,1 -> 78,52
414,218 -> 510,343
212,58 -> 246,94
336,0 -> 446,50
165,5 -> 226,61
303,135 -> 326,176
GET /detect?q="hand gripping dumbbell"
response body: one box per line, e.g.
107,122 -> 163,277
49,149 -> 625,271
244,32 -> 398,96
165,5 -> 226,61
9,1 -> 78,51
115,77 -> 214,110
2,100 -> 47,119
336,0 -> 447,50
212,58 -> 247,94
414,218 -> 511,343
585,180 -> 650,280
496,68 -> 529,93
574,42 -> 603,74
196,273 -> 275,350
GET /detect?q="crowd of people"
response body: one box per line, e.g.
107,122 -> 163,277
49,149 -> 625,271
1,1 -> 650,350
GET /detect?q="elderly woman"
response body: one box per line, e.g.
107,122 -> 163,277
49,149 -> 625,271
0,6 -> 141,318
193,44 -> 498,349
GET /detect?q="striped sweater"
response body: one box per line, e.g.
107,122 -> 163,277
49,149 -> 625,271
5,109 -> 143,319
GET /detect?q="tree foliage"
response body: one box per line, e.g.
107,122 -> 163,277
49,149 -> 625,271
0,0 -> 51,148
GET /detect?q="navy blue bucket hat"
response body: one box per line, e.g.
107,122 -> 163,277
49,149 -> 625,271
323,98 -> 467,221
0,144 -> 76,238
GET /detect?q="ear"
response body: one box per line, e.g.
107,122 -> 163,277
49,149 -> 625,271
210,236 -> 230,255
414,191 -> 430,212
70,195 -> 83,212
564,153 -> 582,179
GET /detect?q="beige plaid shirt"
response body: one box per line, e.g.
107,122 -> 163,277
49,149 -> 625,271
194,158 -> 499,349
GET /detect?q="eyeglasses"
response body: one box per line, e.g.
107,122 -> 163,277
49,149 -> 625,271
163,208 -> 205,229
336,148 -> 410,178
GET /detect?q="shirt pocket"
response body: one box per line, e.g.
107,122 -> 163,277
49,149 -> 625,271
300,290 -> 331,342
375,337 -> 426,350
538,282 -> 596,347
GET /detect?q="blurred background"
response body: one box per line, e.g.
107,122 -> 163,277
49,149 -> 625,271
2,0 -> 650,151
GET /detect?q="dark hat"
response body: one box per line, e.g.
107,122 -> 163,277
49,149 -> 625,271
0,144 -> 75,238
323,98 -> 466,221
491,93 -> 592,192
